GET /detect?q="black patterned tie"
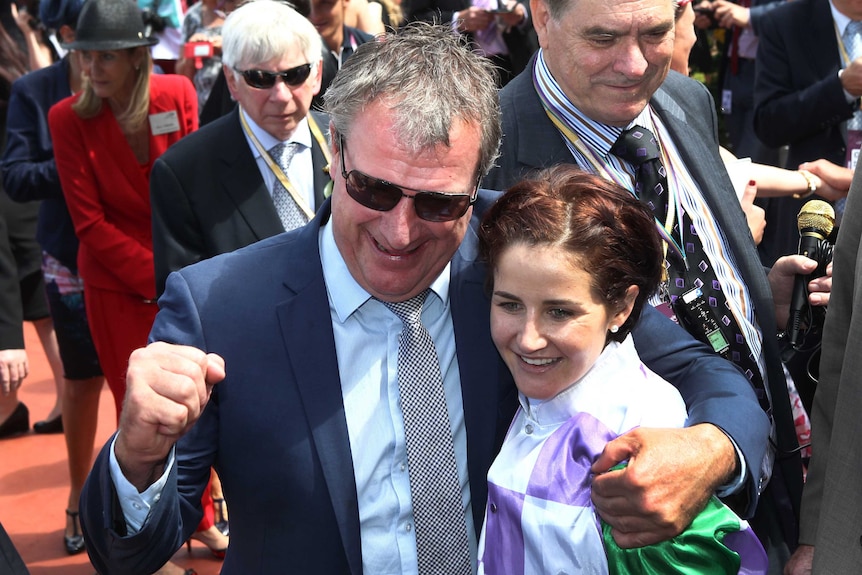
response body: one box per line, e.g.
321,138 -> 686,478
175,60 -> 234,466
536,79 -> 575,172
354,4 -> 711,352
382,290 -> 472,575
611,126 -> 669,221
612,127 -> 769,411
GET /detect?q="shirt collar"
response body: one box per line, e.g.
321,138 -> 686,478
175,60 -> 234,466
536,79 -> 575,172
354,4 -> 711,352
534,50 -> 653,158
519,339 -> 625,426
319,217 -> 452,323
831,0 -> 853,36
239,107 -> 311,157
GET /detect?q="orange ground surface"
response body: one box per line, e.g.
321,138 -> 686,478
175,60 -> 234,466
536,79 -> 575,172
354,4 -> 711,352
0,322 -> 224,575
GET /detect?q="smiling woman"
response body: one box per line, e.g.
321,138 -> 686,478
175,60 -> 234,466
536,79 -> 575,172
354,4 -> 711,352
475,165 -> 768,574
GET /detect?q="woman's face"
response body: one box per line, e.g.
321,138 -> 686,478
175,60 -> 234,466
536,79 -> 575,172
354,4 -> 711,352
490,243 -> 635,400
671,2 -> 697,75
78,48 -> 143,104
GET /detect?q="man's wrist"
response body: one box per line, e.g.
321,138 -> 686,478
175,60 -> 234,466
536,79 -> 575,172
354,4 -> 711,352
691,423 -> 740,490
114,433 -> 169,493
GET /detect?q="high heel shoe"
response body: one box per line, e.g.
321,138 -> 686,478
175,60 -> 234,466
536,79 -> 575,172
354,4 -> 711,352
0,403 -> 29,439
186,525 -> 228,559
213,497 -> 229,536
65,509 -> 86,555
33,413 -> 63,434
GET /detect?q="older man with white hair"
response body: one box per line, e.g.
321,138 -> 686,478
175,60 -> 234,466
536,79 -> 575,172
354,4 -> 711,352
149,0 -> 332,295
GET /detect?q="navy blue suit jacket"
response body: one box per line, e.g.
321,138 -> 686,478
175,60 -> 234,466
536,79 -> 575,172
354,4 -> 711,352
82,192 -> 769,573
486,65 -> 795,519
1,58 -> 79,271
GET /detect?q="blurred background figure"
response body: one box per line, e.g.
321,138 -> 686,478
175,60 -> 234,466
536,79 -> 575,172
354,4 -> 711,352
175,0 -> 238,114
138,0 -> 185,73
405,0 -> 536,87
0,0 -> 66,443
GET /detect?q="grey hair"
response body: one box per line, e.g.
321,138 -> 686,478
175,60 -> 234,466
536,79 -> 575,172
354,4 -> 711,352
222,0 -> 322,72
324,23 -> 502,179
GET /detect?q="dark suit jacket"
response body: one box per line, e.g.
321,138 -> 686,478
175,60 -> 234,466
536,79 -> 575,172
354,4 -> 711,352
1,58 -> 78,272
753,0 -> 852,265
797,162 -> 862,571
0,190 -> 40,349
485,65 -> 800,521
81,191 -> 768,573
405,0 -> 537,77
149,107 -> 331,295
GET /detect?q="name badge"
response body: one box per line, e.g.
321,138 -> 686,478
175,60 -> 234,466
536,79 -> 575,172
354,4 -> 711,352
148,111 -> 181,136
846,129 -> 862,171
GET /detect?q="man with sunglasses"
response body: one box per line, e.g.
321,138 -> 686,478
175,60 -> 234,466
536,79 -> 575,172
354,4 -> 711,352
149,0 -> 332,295
80,24 -> 768,574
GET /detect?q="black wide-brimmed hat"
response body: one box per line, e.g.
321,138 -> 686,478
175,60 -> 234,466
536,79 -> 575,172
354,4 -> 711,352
63,0 -> 159,50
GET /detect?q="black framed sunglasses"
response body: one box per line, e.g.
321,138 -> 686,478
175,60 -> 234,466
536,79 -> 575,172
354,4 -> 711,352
234,63 -> 313,89
338,136 -> 478,223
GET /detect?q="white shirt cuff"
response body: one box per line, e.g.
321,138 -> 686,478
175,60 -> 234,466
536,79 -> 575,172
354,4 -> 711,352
108,433 -> 175,534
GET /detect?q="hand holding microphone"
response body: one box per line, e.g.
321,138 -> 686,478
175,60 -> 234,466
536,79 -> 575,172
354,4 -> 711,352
787,200 -> 835,349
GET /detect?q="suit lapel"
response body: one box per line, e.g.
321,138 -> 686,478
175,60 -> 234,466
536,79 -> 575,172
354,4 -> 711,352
217,109 -> 285,240
512,71 -> 575,172
274,204 -> 362,575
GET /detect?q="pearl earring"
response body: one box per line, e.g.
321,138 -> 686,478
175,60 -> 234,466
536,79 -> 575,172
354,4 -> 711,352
609,325 -> 619,334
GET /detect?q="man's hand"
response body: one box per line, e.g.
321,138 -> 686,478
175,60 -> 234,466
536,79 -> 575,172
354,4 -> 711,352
785,544 -> 814,575
741,180 -> 765,245
456,7 -> 494,32
798,160 -> 853,201
841,58 -> 862,97
712,0 -> 750,28
590,424 -> 737,548
115,342 -> 225,492
496,0 -> 526,27
0,349 -> 29,396
768,256 -> 831,329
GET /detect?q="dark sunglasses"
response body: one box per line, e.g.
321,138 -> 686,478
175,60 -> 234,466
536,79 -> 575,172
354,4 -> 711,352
339,136 -> 478,223
234,63 -> 312,89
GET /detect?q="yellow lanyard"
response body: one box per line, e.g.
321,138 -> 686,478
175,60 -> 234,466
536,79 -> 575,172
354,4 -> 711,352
239,109 -> 330,220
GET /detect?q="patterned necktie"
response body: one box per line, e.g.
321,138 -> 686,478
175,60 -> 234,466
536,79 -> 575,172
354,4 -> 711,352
382,291 -> 472,575
612,127 -> 769,412
611,126 -> 669,222
268,141 -> 309,231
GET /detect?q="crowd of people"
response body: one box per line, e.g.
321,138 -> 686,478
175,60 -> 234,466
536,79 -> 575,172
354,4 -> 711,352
0,0 -> 860,573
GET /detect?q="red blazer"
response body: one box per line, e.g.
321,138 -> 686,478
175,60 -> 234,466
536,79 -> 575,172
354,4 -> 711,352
49,74 -> 197,300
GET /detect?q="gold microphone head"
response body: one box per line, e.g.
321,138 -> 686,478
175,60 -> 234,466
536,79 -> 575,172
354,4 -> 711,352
797,199 -> 835,238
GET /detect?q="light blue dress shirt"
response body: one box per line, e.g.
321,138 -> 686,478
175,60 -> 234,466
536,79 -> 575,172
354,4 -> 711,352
320,220 -> 477,574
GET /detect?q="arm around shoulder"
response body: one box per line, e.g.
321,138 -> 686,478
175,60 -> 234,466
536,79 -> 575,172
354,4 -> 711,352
629,305 -> 769,515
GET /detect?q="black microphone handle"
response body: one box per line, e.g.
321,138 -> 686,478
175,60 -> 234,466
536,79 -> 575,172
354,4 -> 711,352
787,232 -> 825,348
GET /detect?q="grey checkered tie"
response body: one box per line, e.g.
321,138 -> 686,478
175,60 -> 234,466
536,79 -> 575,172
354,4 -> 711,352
382,290 -> 472,575
269,141 -> 309,231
